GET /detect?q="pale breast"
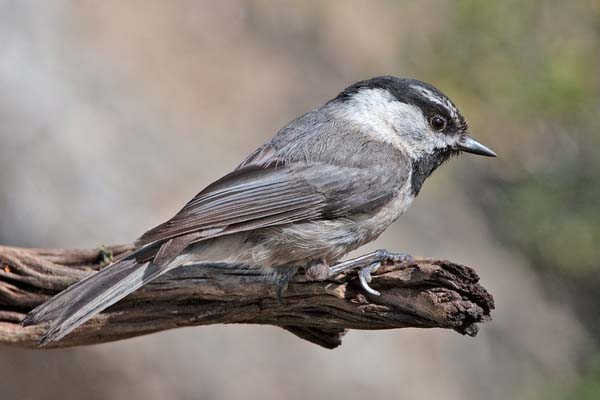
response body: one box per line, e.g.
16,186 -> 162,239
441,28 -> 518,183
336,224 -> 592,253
349,172 -> 415,247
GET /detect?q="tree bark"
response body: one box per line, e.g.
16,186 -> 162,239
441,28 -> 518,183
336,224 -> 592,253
0,244 -> 494,349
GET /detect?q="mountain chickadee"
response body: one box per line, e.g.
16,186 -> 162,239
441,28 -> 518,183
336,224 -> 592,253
23,76 -> 496,344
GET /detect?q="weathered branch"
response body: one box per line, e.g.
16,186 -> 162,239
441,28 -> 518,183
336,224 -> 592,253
0,244 -> 494,349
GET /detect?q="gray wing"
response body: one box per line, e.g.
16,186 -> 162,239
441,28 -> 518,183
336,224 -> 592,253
136,160 -> 403,246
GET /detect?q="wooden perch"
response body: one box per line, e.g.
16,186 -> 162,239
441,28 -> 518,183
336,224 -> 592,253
0,244 -> 494,349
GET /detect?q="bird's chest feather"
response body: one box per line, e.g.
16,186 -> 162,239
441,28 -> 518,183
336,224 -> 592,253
351,175 -> 415,246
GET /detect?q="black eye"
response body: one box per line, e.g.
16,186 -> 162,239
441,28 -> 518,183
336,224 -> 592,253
430,116 -> 447,131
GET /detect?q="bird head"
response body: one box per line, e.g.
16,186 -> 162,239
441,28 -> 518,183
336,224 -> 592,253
329,76 -> 495,193
331,76 -> 496,159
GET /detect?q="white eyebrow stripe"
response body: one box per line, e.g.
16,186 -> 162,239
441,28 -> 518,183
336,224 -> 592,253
411,85 -> 460,122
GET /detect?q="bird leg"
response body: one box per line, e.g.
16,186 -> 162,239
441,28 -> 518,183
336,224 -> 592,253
328,249 -> 413,296
272,264 -> 300,302
305,259 -> 331,281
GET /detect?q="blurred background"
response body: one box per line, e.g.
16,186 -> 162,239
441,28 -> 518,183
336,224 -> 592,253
0,1 -> 598,399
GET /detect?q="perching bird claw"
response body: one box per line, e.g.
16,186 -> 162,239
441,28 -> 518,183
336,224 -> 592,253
328,249 -> 414,296
358,262 -> 381,296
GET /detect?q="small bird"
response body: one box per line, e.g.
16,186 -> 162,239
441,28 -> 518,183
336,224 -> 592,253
23,76 -> 496,344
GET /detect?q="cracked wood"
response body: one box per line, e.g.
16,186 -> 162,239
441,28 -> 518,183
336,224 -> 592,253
0,245 -> 494,349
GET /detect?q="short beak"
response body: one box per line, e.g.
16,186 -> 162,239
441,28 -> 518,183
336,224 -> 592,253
456,135 -> 497,157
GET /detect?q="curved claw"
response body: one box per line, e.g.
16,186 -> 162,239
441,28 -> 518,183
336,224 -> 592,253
358,262 -> 381,296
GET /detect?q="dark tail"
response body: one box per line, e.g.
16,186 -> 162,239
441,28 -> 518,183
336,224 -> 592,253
22,243 -> 180,345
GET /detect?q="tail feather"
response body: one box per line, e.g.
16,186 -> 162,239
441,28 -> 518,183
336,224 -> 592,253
22,241 -> 186,345
23,234 -> 200,345
22,258 -> 141,327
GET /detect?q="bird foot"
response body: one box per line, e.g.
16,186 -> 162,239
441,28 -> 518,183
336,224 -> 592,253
358,262 -> 381,296
329,249 -> 413,296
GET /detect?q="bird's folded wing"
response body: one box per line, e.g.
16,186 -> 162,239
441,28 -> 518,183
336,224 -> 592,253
136,161 -> 402,246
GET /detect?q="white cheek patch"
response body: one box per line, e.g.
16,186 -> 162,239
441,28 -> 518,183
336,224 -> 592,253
331,88 -> 429,157
332,88 -> 458,158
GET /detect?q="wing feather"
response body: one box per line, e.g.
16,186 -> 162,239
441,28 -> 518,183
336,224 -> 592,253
136,160 -> 402,246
